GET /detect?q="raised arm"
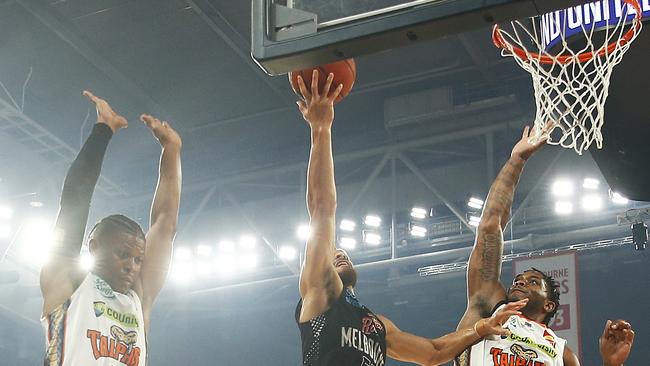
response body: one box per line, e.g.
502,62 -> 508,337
135,115 -> 182,315
383,300 -> 527,365
459,126 -> 547,330
297,71 -> 344,322
40,91 -> 127,316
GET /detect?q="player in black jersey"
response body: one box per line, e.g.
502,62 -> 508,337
294,70 -> 529,366
454,127 -> 635,366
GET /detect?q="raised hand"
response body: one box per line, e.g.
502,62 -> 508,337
511,122 -> 553,161
83,90 -> 127,133
474,299 -> 529,337
296,70 -> 344,130
600,320 -> 635,366
140,114 -> 182,150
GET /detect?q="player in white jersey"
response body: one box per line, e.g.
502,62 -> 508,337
454,126 -> 635,366
40,91 -> 182,366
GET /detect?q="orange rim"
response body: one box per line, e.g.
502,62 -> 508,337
492,0 -> 643,64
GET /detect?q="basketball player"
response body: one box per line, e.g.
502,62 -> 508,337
455,127 -> 635,366
40,91 -> 182,366
295,70 -> 530,366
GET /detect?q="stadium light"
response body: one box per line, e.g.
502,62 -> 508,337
218,240 -> 236,253
581,195 -> 603,212
467,197 -> 484,210
171,262 -> 193,283
0,205 -> 13,220
196,244 -> 213,257
196,261 -> 213,276
554,201 -> 573,215
297,224 -> 311,240
363,232 -> 381,246
582,178 -> 600,190
340,237 -> 357,250
339,219 -> 356,231
364,215 -> 382,227
410,224 -> 427,237
29,201 -> 44,208
410,207 -> 428,219
239,235 -> 257,249
80,251 -> 94,271
611,192 -> 629,205
468,215 -> 481,227
174,247 -> 193,261
278,245 -> 297,261
19,219 -> 54,267
552,180 -> 573,197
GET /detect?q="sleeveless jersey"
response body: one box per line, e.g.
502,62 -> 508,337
41,273 -> 147,366
456,303 -> 566,366
296,289 -> 387,366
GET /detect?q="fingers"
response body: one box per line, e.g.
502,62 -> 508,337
82,90 -> 100,104
310,69 -> 319,98
602,319 -> 612,339
297,75 -> 310,101
506,298 -> 529,311
140,114 -> 162,129
625,329 -> 635,345
296,100 -> 307,115
321,72 -> 334,97
329,84 -> 344,103
522,125 -> 530,139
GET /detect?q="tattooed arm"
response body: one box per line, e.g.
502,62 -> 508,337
457,126 -> 547,331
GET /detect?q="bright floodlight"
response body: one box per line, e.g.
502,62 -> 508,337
20,219 -> 54,266
80,251 -> 95,271
196,261 -> 213,276
364,233 -> 381,245
196,244 -> 212,257
552,180 -> 573,197
581,195 -> 603,212
467,197 -> 484,210
29,201 -> 44,208
218,240 -> 236,253
469,215 -> 481,227
238,252 -> 259,269
410,207 -> 428,219
278,245 -> 297,261
364,215 -> 382,227
410,225 -> 427,237
583,178 -> 600,190
0,205 -> 13,220
239,235 -> 257,249
174,247 -> 192,261
340,237 -> 357,250
339,219 -> 356,232
554,201 -> 573,215
0,224 -> 11,239
611,192 -> 629,205
171,262 -> 193,283
297,224 -> 311,240
215,254 -> 237,276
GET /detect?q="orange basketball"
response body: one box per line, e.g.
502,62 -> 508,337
288,59 -> 356,104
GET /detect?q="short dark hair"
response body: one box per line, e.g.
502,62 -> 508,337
89,214 -> 145,243
526,267 -> 561,325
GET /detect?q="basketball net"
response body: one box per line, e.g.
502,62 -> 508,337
493,0 -> 643,154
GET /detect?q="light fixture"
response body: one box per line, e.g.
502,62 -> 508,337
174,247 -> 193,261
171,262 -> 193,283
196,244 -> 212,257
196,261 -> 213,276
340,237 -> 357,249
410,224 -> 427,237
19,219 -> 54,267
239,235 -> 257,249
582,178 -> 600,190
581,195 -> 603,212
80,251 -> 94,271
296,224 -> 311,240
467,197 -> 484,210
364,215 -> 382,227
552,180 -> 573,197
218,240 -> 236,253
363,232 -> 381,245
0,205 -> 13,220
339,219 -> 357,231
278,245 -> 297,261
468,215 -> 481,227
410,207 -> 428,219
554,201 -> 573,215
611,192 -> 629,205
29,201 -> 44,208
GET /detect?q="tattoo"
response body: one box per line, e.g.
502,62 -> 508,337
478,232 -> 502,282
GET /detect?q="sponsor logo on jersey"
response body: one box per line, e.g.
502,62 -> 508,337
543,329 -> 557,347
95,277 -> 116,298
490,346 -> 544,366
507,332 -> 558,359
86,325 -> 141,366
361,315 -> 384,335
340,327 -> 385,366
93,302 -> 140,329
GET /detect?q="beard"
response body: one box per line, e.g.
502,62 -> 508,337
338,267 -> 357,288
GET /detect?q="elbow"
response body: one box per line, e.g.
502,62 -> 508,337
477,216 -> 501,233
310,200 -> 337,216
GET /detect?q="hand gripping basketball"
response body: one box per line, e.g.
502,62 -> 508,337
474,299 -> 528,338
296,70 -> 343,129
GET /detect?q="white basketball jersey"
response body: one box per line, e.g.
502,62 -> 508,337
41,273 -> 147,366
467,304 -> 566,366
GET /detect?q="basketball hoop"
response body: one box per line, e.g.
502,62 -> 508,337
493,0 -> 644,154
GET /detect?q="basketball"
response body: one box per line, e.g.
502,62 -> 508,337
288,59 -> 356,104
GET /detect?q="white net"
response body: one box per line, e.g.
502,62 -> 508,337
493,0 -> 643,154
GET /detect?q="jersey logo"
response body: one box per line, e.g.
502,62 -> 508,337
86,326 -> 141,366
95,277 -> 116,298
543,329 -> 557,347
510,344 -> 538,361
361,315 -> 384,335
93,302 -> 140,329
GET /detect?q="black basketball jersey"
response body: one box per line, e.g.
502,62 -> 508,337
296,289 -> 387,366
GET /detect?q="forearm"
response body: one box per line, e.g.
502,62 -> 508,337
150,145 -> 182,229
482,156 -> 525,226
54,123 -> 113,256
306,127 -> 336,216
428,327 -> 481,365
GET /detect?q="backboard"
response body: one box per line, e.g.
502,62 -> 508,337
251,0 -> 597,75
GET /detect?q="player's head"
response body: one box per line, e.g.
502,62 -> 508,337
507,268 -> 560,325
88,214 -> 146,294
334,249 -> 357,288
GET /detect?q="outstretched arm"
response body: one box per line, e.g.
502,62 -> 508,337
384,300 -> 527,365
297,71 -> 344,322
136,115 -> 182,316
40,91 -> 127,316
459,126 -> 547,330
